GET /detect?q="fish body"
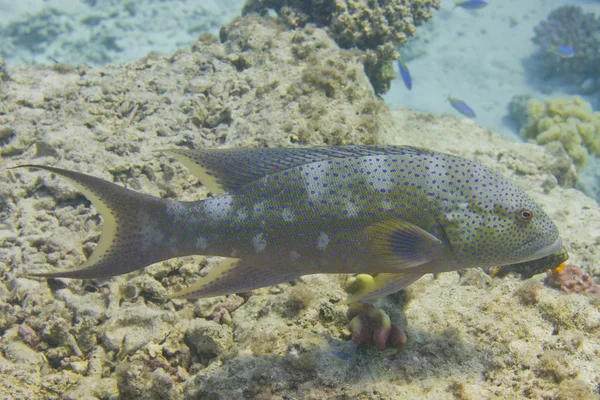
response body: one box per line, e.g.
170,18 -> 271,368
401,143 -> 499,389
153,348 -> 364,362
454,0 -> 488,9
15,146 -> 561,300
551,45 -> 575,59
448,96 -> 476,118
396,56 -> 412,90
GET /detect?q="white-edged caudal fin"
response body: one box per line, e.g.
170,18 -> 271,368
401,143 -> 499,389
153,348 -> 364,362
167,257 -> 299,299
11,165 -> 175,279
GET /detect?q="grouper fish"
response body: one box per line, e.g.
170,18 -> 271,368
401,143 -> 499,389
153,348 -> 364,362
14,145 -> 562,301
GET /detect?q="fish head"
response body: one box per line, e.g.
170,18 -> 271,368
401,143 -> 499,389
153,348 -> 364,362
438,173 -> 562,269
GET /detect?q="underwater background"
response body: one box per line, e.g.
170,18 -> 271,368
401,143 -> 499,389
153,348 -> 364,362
1,0 -> 600,399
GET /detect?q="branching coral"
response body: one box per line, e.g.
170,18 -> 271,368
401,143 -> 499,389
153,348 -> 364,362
532,6 -> 600,80
242,0 -> 440,94
510,95 -> 600,170
346,301 -> 407,350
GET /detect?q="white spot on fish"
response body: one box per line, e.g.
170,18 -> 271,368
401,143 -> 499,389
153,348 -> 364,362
204,194 -> 233,216
252,233 -> 267,253
195,236 -> 208,250
290,250 -> 300,261
316,232 -> 330,251
281,208 -> 294,222
253,201 -> 265,215
345,201 -> 358,217
362,156 -> 393,191
139,212 -> 165,253
302,163 -> 330,201
236,208 -> 248,221
167,237 -> 179,254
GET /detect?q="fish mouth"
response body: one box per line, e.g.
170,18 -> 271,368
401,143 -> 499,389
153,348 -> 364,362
514,236 -> 563,264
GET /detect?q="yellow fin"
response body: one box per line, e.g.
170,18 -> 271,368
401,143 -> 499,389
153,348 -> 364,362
163,149 -> 226,194
365,219 -> 443,269
341,272 -> 424,304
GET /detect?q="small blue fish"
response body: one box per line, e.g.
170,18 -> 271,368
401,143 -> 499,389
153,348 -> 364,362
448,96 -> 476,118
551,45 -> 575,59
454,0 -> 488,9
396,55 -> 412,90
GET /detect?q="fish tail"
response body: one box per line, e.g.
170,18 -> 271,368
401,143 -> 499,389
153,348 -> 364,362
12,165 -> 177,279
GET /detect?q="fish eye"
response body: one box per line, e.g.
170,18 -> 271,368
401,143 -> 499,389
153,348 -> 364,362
518,208 -> 533,221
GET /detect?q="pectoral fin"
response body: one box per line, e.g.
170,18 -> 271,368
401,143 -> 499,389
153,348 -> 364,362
366,219 -> 443,269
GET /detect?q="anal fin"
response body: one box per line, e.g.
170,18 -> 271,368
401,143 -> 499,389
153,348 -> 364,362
167,257 -> 298,299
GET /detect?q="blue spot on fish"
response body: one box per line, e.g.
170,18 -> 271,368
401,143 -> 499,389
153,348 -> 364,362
454,0 -> 488,10
396,55 -> 412,91
448,96 -> 476,118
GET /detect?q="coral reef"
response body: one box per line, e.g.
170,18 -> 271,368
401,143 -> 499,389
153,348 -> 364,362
532,6 -> 600,81
509,95 -> 600,171
242,0 -> 440,94
2,10 -> 600,399
242,0 -> 439,50
544,262 -> 600,297
346,301 -> 407,350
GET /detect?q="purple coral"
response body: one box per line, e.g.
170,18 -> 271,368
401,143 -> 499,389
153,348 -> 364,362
532,6 -> 600,80
346,302 -> 407,350
544,262 -> 600,297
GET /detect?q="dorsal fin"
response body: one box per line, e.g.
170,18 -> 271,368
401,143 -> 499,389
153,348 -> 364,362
163,145 -> 426,194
